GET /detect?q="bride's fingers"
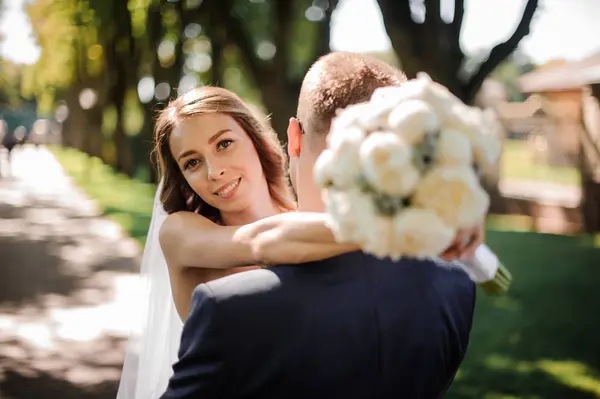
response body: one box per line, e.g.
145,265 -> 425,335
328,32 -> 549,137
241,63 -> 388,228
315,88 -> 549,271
459,224 -> 485,260
439,241 -> 463,261
440,225 -> 480,261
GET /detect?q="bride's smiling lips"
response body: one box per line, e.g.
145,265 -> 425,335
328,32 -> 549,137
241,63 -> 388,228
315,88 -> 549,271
213,178 -> 241,199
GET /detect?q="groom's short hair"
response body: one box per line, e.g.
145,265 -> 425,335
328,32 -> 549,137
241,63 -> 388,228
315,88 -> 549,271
297,52 -> 407,137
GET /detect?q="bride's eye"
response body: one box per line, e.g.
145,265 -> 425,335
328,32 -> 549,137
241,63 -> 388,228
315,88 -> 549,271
217,139 -> 233,151
183,158 -> 201,170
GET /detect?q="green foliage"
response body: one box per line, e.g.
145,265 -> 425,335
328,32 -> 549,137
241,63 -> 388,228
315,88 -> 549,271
0,58 -> 24,106
221,45 -> 262,106
123,88 -> 144,136
491,52 -> 535,102
129,0 -> 153,39
49,145 -> 156,245
24,0 -> 107,113
287,0 -> 326,80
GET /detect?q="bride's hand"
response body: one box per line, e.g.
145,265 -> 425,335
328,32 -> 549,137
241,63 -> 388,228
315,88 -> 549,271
439,222 -> 485,262
250,212 -> 360,265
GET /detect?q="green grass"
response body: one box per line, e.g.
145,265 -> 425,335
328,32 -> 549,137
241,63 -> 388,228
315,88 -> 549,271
446,231 -> 600,399
501,140 -> 580,187
51,146 -> 600,398
49,146 -> 156,246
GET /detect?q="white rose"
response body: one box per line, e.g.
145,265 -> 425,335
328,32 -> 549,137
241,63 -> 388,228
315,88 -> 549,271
370,82 -> 426,112
327,124 -> 365,153
357,103 -> 390,131
314,139 -> 362,189
440,107 -> 500,172
313,149 -> 337,188
323,188 -> 375,244
414,73 -> 468,125
472,133 -> 501,171
359,132 -> 420,197
411,166 -> 489,229
393,208 -> 456,259
362,215 -> 398,260
333,101 -> 390,132
434,129 -> 473,167
331,103 -> 369,131
387,100 -> 440,145
409,80 -> 501,172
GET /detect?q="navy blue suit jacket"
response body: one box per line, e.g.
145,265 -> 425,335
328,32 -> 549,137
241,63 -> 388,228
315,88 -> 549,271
161,252 -> 476,399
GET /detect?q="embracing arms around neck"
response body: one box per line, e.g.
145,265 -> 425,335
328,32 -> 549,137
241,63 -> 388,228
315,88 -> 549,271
159,211 -> 359,271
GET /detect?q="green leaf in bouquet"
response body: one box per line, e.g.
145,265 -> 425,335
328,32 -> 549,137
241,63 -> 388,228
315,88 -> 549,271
373,193 -> 409,217
412,130 -> 439,172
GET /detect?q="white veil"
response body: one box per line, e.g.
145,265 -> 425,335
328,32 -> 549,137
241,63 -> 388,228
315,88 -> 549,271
116,182 -> 183,399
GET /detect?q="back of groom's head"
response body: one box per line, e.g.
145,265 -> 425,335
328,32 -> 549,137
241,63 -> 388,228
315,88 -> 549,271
297,52 -> 406,138
288,51 -> 406,211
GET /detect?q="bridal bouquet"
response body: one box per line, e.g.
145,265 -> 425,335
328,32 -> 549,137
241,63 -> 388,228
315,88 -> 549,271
314,73 -> 512,295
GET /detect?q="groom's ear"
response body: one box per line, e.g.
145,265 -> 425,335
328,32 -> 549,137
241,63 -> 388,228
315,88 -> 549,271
287,117 -> 302,157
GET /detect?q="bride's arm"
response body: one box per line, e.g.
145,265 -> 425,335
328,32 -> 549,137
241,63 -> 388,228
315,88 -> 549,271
159,211 -> 358,270
249,212 -> 360,265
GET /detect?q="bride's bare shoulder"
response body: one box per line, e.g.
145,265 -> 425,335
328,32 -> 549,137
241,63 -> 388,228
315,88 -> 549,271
161,211 -> 212,237
159,212 -> 213,256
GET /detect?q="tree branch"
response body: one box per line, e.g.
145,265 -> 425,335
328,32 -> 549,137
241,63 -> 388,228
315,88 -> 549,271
273,0 -> 294,82
452,0 -> 464,39
446,0 -> 465,83
462,0 -> 538,102
424,0 -> 442,26
314,0 -> 339,59
376,0 -> 420,77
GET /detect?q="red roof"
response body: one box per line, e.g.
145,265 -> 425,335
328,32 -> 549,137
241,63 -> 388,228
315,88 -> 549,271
518,52 -> 600,93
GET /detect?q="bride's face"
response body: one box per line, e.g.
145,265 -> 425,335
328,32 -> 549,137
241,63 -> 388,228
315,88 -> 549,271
169,113 -> 268,215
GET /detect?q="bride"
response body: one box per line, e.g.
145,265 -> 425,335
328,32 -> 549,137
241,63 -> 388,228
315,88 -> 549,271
116,86 -> 480,398
116,86 -> 362,399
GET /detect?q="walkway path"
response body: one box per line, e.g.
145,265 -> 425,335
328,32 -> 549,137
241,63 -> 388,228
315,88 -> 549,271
0,145 -> 142,398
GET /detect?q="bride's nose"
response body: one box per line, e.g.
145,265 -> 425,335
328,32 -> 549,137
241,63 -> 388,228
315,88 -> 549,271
206,159 -> 226,180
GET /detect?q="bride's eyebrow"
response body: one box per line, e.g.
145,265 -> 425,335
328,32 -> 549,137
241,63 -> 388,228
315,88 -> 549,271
177,149 -> 198,161
207,129 -> 232,144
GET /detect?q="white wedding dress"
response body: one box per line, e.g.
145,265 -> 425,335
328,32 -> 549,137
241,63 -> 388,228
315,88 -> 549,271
116,183 -> 183,398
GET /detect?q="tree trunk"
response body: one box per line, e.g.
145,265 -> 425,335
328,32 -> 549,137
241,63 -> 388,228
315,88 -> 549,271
85,105 -> 105,160
210,0 -> 334,144
261,80 -> 301,142
578,141 -> 600,233
376,0 -> 538,103
62,85 -> 86,150
579,84 -> 600,233
109,0 -> 136,176
112,72 -> 133,176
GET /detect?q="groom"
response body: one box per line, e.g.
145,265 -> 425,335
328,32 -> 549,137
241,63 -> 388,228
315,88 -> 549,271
161,52 -> 478,399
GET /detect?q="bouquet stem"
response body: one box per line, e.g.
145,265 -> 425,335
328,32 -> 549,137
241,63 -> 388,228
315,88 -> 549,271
459,244 -> 513,296
478,262 -> 512,295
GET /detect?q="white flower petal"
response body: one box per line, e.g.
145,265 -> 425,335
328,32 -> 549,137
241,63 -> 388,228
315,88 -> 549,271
323,188 -> 374,243
393,208 -> 455,259
412,166 -> 489,228
359,132 -> 420,197
435,129 -> 473,167
387,100 -> 440,145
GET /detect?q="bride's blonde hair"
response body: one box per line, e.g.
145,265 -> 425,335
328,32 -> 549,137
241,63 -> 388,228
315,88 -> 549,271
152,86 -> 296,219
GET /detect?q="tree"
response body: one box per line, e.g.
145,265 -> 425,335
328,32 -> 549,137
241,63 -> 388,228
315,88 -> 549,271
376,0 -> 539,103
23,0 -> 107,157
0,58 -> 24,107
206,0 -> 337,141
